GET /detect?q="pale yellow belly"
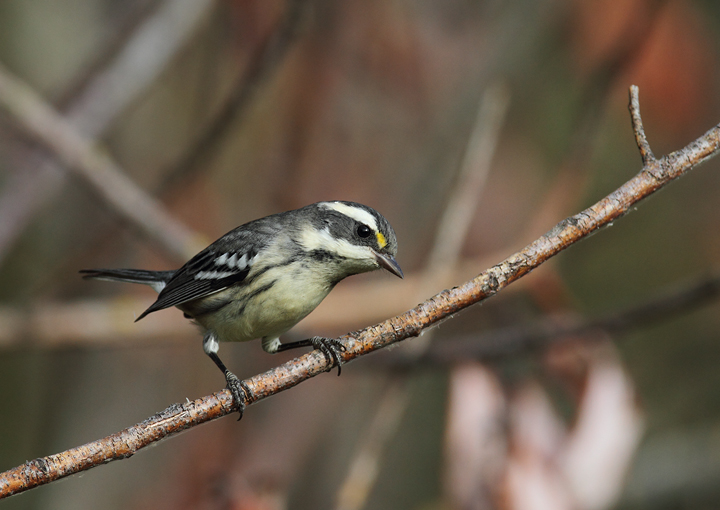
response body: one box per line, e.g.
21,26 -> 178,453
191,263 -> 334,343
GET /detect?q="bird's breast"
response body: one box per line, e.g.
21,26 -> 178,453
194,260 -> 336,343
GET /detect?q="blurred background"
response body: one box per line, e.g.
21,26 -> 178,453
1,0 -> 720,509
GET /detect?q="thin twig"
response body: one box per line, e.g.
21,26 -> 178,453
0,62 -> 204,260
629,86 -> 655,164
1,86 -> 719,498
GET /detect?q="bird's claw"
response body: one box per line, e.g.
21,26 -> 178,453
310,337 -> 346,375
225,371 -> 251,420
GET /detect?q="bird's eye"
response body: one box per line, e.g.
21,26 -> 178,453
356,224 -> 372,238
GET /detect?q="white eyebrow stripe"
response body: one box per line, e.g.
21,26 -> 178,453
300,226 -> 372,260
320,202 -> 377,230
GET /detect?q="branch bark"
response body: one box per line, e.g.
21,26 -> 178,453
1,86 -> 719,498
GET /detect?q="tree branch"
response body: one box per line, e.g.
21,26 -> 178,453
629,85 -> 655,165
1,86 -> 719,498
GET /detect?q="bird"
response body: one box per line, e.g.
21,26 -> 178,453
81,201 -> 403,417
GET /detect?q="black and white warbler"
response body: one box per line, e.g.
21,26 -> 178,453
81,201 -> 403,417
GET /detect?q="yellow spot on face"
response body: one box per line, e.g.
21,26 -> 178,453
376,232 -> 387,249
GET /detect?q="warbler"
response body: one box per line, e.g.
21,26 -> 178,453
81,201 -> 402,416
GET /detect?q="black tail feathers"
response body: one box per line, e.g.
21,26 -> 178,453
79,268 -> 175,293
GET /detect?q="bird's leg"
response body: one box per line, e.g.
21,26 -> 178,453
204,332 -> 250,419
275,337 -> 347,375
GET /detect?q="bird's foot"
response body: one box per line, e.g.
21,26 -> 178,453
225,371 -> 251,420
310,336 -> 346,375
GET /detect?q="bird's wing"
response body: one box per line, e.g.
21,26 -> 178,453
136,228 -> 271,320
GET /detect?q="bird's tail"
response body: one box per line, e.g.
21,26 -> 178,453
79,268 -> 175,294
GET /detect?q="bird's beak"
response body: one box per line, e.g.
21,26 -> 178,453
373,251 -> 404,279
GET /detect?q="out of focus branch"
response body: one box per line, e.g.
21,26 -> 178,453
426,83 -> 511,272
0,255 -> 520,349
67,0 -> 216,135
0,62 -> 204,260
0,0 -> 214,262
1,86 -> 719,498
0,263 -> 717,355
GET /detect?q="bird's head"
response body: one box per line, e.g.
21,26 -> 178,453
299,201 -> 403,281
